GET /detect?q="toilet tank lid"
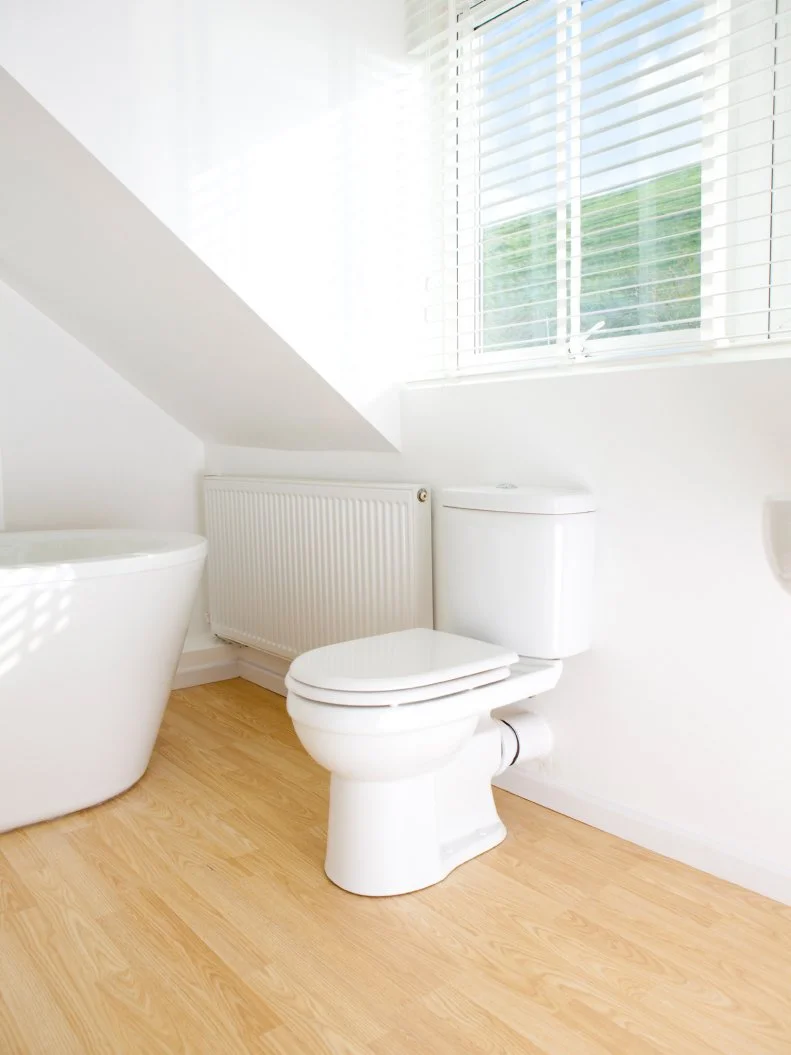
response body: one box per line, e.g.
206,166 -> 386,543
439,485 -> 596,515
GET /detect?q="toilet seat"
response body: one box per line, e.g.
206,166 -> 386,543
286,627 -> 562,736
288,628 -> 519,696
285,664 -> 511,707
286,627 -> 520,708
287,658 -> 563,735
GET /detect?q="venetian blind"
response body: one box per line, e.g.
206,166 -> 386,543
407,0 -> 791,378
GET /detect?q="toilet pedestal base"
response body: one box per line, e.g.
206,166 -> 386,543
324,717 -> 507,897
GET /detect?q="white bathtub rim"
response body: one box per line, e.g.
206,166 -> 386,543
0,529 -> 207,586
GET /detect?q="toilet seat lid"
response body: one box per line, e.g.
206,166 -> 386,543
287,628 -> 519,694
286,664 -> 512,707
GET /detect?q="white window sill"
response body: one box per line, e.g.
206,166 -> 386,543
405,339 -> 791,389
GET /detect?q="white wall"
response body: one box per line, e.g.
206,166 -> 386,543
0,280 -> 210,648
0,0 -> 419,445
208,356 -> 791,901
0,69 -> 395,454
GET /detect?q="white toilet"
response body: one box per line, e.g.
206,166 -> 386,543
286,485 -> 596,896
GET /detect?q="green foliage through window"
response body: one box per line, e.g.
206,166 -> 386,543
481,164 -> 702,353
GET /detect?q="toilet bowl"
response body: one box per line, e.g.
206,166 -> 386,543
286,629 -> 561,896
287,485 -> 596,896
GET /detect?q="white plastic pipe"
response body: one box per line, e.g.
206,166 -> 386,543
496,713 -> 554,774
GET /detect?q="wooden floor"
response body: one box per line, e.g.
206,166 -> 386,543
1,681 -> 791,1054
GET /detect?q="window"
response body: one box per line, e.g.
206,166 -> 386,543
410,0 -> 791,378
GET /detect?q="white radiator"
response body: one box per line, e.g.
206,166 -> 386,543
204,477 -> 433,659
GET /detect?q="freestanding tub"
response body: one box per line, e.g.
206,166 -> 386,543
0,529 -> 207,832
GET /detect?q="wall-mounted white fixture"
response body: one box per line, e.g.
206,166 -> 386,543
204,477 -> 433,657
765,497 -> 791,595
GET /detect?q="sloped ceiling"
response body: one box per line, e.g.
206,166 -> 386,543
0,69 -> 396,452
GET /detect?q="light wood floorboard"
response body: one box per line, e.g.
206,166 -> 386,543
1,678 -> 790,1053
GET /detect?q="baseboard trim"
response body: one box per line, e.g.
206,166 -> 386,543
174,639 -> 290,694
495,767 -> 791,906
236,647 -> 289,696
173,643 -> 240,690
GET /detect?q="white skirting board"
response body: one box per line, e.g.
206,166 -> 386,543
235,647 -> 289,696
173,643 -> 240,690
173,642 -> 289,694
495,766 -> 791,907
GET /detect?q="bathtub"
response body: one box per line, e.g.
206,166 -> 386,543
0,529 -> 206,832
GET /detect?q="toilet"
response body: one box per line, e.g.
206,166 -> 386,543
285,485 -> 596,896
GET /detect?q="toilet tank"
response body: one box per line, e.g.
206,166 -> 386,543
434,486 -> 596,659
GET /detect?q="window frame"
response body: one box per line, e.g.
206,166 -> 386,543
448,0 -> 784,377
